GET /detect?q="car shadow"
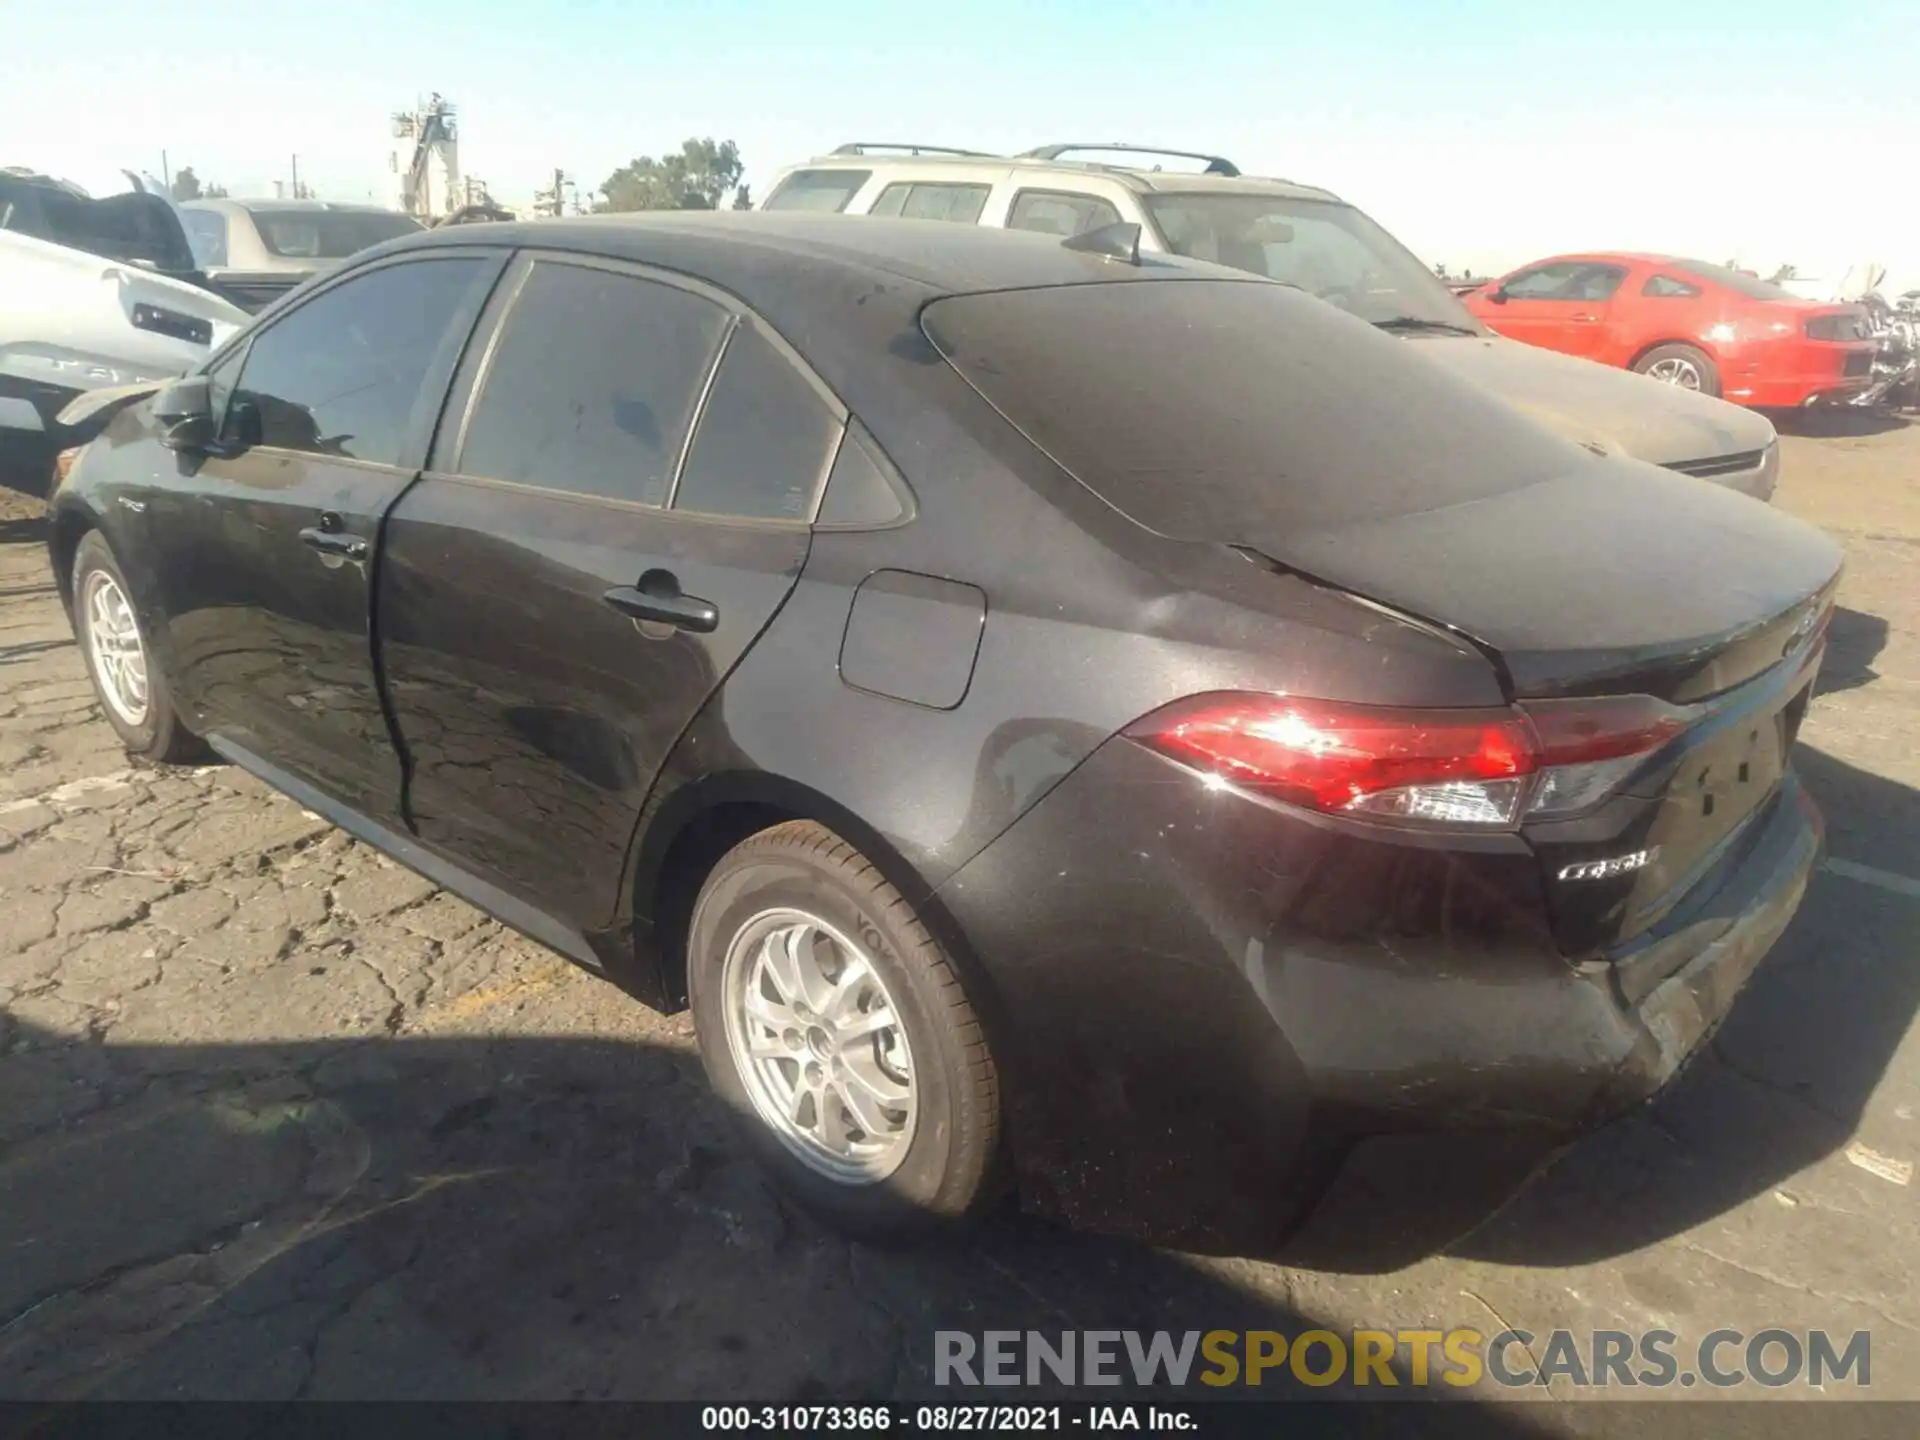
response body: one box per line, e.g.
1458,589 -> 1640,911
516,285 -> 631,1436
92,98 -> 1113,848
0,1018 -> 1549,1427
1770,409 -> 1912,439
1457,742 -> 1920,1266
0,514 -> 48,547
1818,606 -> 1891,694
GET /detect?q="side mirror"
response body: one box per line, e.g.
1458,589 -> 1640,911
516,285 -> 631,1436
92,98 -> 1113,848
152,376 -> 214,453
1486,285 -> 1510,305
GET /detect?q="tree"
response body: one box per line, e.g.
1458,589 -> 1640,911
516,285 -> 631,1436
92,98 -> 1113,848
600,138 -> 745,212
205,182 -> 230,198
731,184 -> 753,211
170,167 -> 202,201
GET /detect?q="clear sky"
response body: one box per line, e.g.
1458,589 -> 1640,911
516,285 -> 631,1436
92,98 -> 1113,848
6,0 -> 1917,284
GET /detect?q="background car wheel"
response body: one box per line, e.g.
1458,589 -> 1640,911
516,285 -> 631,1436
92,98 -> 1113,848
71,530 -> 206,764
1633,342 -> 1722,397
687,820 -> 1002,1232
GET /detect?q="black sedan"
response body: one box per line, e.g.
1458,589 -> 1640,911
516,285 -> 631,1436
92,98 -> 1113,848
46,213 -> 1840,1268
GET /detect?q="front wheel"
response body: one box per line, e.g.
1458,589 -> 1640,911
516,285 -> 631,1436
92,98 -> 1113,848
1633,342 -> 1722,397
71,530 -> 206,764
687,820 -> 1002,1232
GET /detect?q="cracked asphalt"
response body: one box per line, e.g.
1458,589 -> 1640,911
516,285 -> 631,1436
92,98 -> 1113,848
2,414 -> 1917,1420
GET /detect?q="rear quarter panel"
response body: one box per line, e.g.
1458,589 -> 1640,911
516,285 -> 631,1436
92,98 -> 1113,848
626,358 -> 1506,968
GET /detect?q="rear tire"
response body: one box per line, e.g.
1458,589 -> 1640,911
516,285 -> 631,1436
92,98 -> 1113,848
1633,342 -> 1722,398
687,820 -> 1002,1234
71,530 -> 206,764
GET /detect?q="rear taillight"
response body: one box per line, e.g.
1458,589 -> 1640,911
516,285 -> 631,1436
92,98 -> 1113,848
1126,692 -> 1692,829
53,446 -> 84,489
1519,695 -> 1689,816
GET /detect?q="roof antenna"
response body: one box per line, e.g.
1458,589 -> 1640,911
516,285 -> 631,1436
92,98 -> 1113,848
1062,221 -> 1142,265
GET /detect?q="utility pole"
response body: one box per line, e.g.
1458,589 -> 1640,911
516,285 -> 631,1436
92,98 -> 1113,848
553,168 -> 567,218
161,150 -> 170,193
291,154 -> 301,200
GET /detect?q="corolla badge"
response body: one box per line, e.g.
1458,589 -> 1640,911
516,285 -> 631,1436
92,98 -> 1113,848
1558,847 -> 1660,882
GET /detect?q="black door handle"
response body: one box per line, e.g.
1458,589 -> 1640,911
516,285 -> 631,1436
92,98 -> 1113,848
602,571 -> 719,634
299,527 -> 368,561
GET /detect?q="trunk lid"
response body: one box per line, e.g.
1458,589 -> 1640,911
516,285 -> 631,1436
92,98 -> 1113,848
1259,459 -> 1840,703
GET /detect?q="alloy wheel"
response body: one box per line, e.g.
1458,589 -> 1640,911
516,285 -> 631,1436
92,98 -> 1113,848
1645,356 -> 1704,390
721,907 -> 918,1184
82,570 -> 150,727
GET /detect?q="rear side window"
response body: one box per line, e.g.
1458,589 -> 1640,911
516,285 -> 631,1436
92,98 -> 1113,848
1007,190 -> 1122,237
673,325 -> 840,521
457,263 -> 729,506
1673,260 -> 1796,301
231,256 -> 491,466
1643,274 -> 1702,298
249,209 -> 423,260
763,169 -> 871,213
868,183 -> 991,224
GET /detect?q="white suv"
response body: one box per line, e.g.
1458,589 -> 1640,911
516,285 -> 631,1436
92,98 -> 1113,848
759,143 -> 1779,499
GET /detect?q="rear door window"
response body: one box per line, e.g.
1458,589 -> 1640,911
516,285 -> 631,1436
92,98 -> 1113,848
230,256 -> 493,466
1007,190 -> 1122,237
456,261 -> 729,506
672,324 -> 840,521
762,169 -> 871,213
868,183 -> 992,224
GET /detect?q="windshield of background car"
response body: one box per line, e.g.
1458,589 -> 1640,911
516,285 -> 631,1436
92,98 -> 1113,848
0,179 -> 198,274
1673,260 -> 1798,302
251,210 -> 424,260
921,278 -> 1574,537
1140,194 -> 1479,329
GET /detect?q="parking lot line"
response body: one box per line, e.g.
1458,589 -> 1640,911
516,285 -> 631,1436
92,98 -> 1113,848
1822,856 -> 1920,900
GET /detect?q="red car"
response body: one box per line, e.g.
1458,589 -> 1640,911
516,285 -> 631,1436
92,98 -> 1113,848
1464,253 -> 1877,409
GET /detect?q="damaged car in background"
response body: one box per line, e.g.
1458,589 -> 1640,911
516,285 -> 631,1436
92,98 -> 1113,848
1,167 -> 246,496
179,198 -> 424,313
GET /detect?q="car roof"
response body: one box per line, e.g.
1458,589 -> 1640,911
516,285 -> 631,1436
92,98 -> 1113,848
180,198 -> 406,216
1517,252 -> 1687,269
378,208 -> 1237,297
360,210 -> 1257,461
778,150 -> 1343,204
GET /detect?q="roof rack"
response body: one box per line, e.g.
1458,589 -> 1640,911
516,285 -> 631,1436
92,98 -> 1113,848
1020,143 -> 1241,178
831,143 -> 996,159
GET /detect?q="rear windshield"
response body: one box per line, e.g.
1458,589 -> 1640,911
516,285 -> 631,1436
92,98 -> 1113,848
1673,261 -> 1797,302
0,178 -> 197,273
763,169 -> 870,213
249,209 -> 422,259
921,279 -> 1577,536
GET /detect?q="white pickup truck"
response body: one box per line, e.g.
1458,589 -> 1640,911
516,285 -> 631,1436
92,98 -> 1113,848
1,169 -> 247,495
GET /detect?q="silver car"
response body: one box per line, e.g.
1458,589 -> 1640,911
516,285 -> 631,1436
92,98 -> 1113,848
761,143 -> 1781,500
178,198 -> 423,313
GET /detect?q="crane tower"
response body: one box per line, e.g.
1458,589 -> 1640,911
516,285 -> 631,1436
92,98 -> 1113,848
389,94 -> 462,219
